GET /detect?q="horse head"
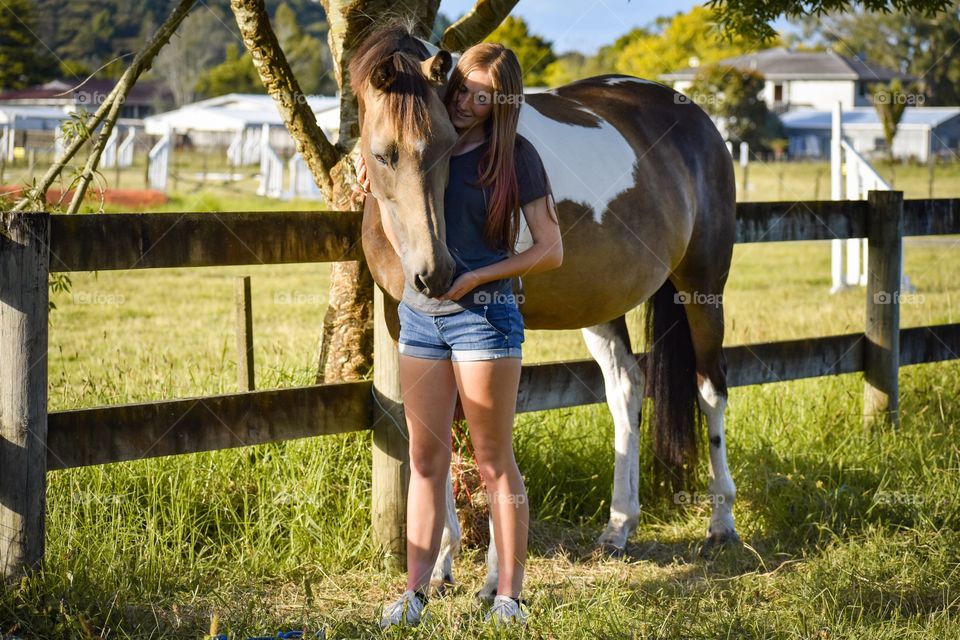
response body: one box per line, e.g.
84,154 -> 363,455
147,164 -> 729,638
350,25 -> 458,298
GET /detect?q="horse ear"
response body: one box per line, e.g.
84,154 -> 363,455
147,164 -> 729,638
421,50 -> 452,86
371,55 -> 398,92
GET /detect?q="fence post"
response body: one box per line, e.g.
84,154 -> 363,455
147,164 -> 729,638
371,286 -> 408,570
1,211 -> 50,579
864,190 -> 903,427
234,276 -> 255,391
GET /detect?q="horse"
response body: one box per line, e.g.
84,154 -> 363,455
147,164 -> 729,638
350,24 -> 739,601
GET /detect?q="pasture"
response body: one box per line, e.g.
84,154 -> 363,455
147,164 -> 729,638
2,185 -> 959,637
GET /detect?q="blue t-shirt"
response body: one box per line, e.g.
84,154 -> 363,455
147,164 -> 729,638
402,134 -> 549,315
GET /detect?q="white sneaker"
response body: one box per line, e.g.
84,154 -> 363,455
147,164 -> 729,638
379,589 -> 428,629
485,595 -> 528,626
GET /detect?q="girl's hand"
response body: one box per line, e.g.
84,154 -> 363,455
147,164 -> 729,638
438,271 -> 481,301
352,154 -> 371,196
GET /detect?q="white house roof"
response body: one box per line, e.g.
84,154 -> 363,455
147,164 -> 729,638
781,107 -> 960,130
0,104 -> 71,129
662,47 -> 907,82
144,93 -> 340,135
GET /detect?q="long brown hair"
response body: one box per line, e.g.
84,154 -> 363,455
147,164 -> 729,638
445,43 -> 524,252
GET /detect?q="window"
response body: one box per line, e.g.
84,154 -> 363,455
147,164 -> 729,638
774,83 -> 783,102
874,137 -> 887,151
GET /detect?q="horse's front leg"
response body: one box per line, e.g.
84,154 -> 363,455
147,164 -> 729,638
430,469 -> 461,593
582,320 -> 644,552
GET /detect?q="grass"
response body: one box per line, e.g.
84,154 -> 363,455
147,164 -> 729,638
2,179 -> 960,637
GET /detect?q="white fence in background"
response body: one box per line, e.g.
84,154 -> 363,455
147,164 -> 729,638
1,126 -> 14,162
148,131 -> 171,191
101,128 -> 119,168
286,155 -> 323,200
117,128 -> 136,167
829,102 -> 912,294
257,125 -> 284,198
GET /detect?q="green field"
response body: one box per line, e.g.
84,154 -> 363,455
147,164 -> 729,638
2,174 -> 960,638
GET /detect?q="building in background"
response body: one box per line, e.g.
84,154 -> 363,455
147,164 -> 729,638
662,47 -> 908,113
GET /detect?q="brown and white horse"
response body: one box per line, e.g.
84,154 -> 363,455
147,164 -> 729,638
351,25 -> 739,599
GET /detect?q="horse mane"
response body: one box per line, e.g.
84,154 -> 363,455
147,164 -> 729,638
349,22 -> 433,146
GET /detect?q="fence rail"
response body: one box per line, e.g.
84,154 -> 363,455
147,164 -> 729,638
3,192 -> 960,578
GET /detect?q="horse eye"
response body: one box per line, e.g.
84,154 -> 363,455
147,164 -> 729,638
373,153 -> 387,165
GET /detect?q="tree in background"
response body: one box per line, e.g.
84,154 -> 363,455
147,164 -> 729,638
873,78 -> 912,185
484,16 -> 555,86
611,6 -> 766,80
152,6 -> 224,106
194,43 -> 261,96
707,0 -> 954,42
0,0 -> 59,89
540,7 -> 768,88
795,3 -> 960,105
686,63 -> 784,151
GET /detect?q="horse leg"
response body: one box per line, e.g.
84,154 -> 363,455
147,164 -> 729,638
477,515 -> 498,603
431,469 -> 461,593
673,288 -> 740,552
582,317 -> 644,552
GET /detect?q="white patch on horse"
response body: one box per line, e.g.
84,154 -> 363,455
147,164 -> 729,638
581,322 -> 643,550
518,102 -> 637,223
601,76 -> 662,87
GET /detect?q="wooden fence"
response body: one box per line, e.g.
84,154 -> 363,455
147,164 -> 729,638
2,191 -> 959,578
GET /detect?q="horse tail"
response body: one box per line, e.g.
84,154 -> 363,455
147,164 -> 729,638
644,278 -> 700,492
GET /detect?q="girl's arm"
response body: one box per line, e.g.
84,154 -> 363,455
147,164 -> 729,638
438,195 -> 562,300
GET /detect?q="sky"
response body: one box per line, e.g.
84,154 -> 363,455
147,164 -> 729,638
438,0 -> 795,55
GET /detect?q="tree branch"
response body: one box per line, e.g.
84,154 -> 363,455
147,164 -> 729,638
12,0 -> 199,212
440,0 -> 518,52
230,0 -> 344,205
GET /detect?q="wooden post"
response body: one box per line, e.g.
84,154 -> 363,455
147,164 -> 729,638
371,286 -> 408,571
1,211 -> 50,579
234,276 -> 255,391
864,190 -> 903,426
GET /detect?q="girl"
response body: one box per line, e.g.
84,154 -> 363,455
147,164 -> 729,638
357,42 -> 562,628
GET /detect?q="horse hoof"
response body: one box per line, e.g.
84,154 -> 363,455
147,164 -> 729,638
699,530 -> 742,558
476,587 -> 497,605
596,541 -> 626,558
432,577 -> 455,597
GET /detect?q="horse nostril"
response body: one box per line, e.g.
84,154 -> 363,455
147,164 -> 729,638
414,274 -> 428,295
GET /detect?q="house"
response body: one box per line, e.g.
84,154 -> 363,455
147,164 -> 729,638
781,107 -> 960,161
0,78 -> 171,120
661,47 -> 908,113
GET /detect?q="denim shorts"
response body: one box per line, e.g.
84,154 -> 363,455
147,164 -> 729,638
397,300 -> 524,361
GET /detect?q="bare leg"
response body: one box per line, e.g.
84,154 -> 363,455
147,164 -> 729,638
452,357 -> 527,599
399,354 -> 459,592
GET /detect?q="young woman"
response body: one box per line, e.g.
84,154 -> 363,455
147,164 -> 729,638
357,42 -> 562,628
